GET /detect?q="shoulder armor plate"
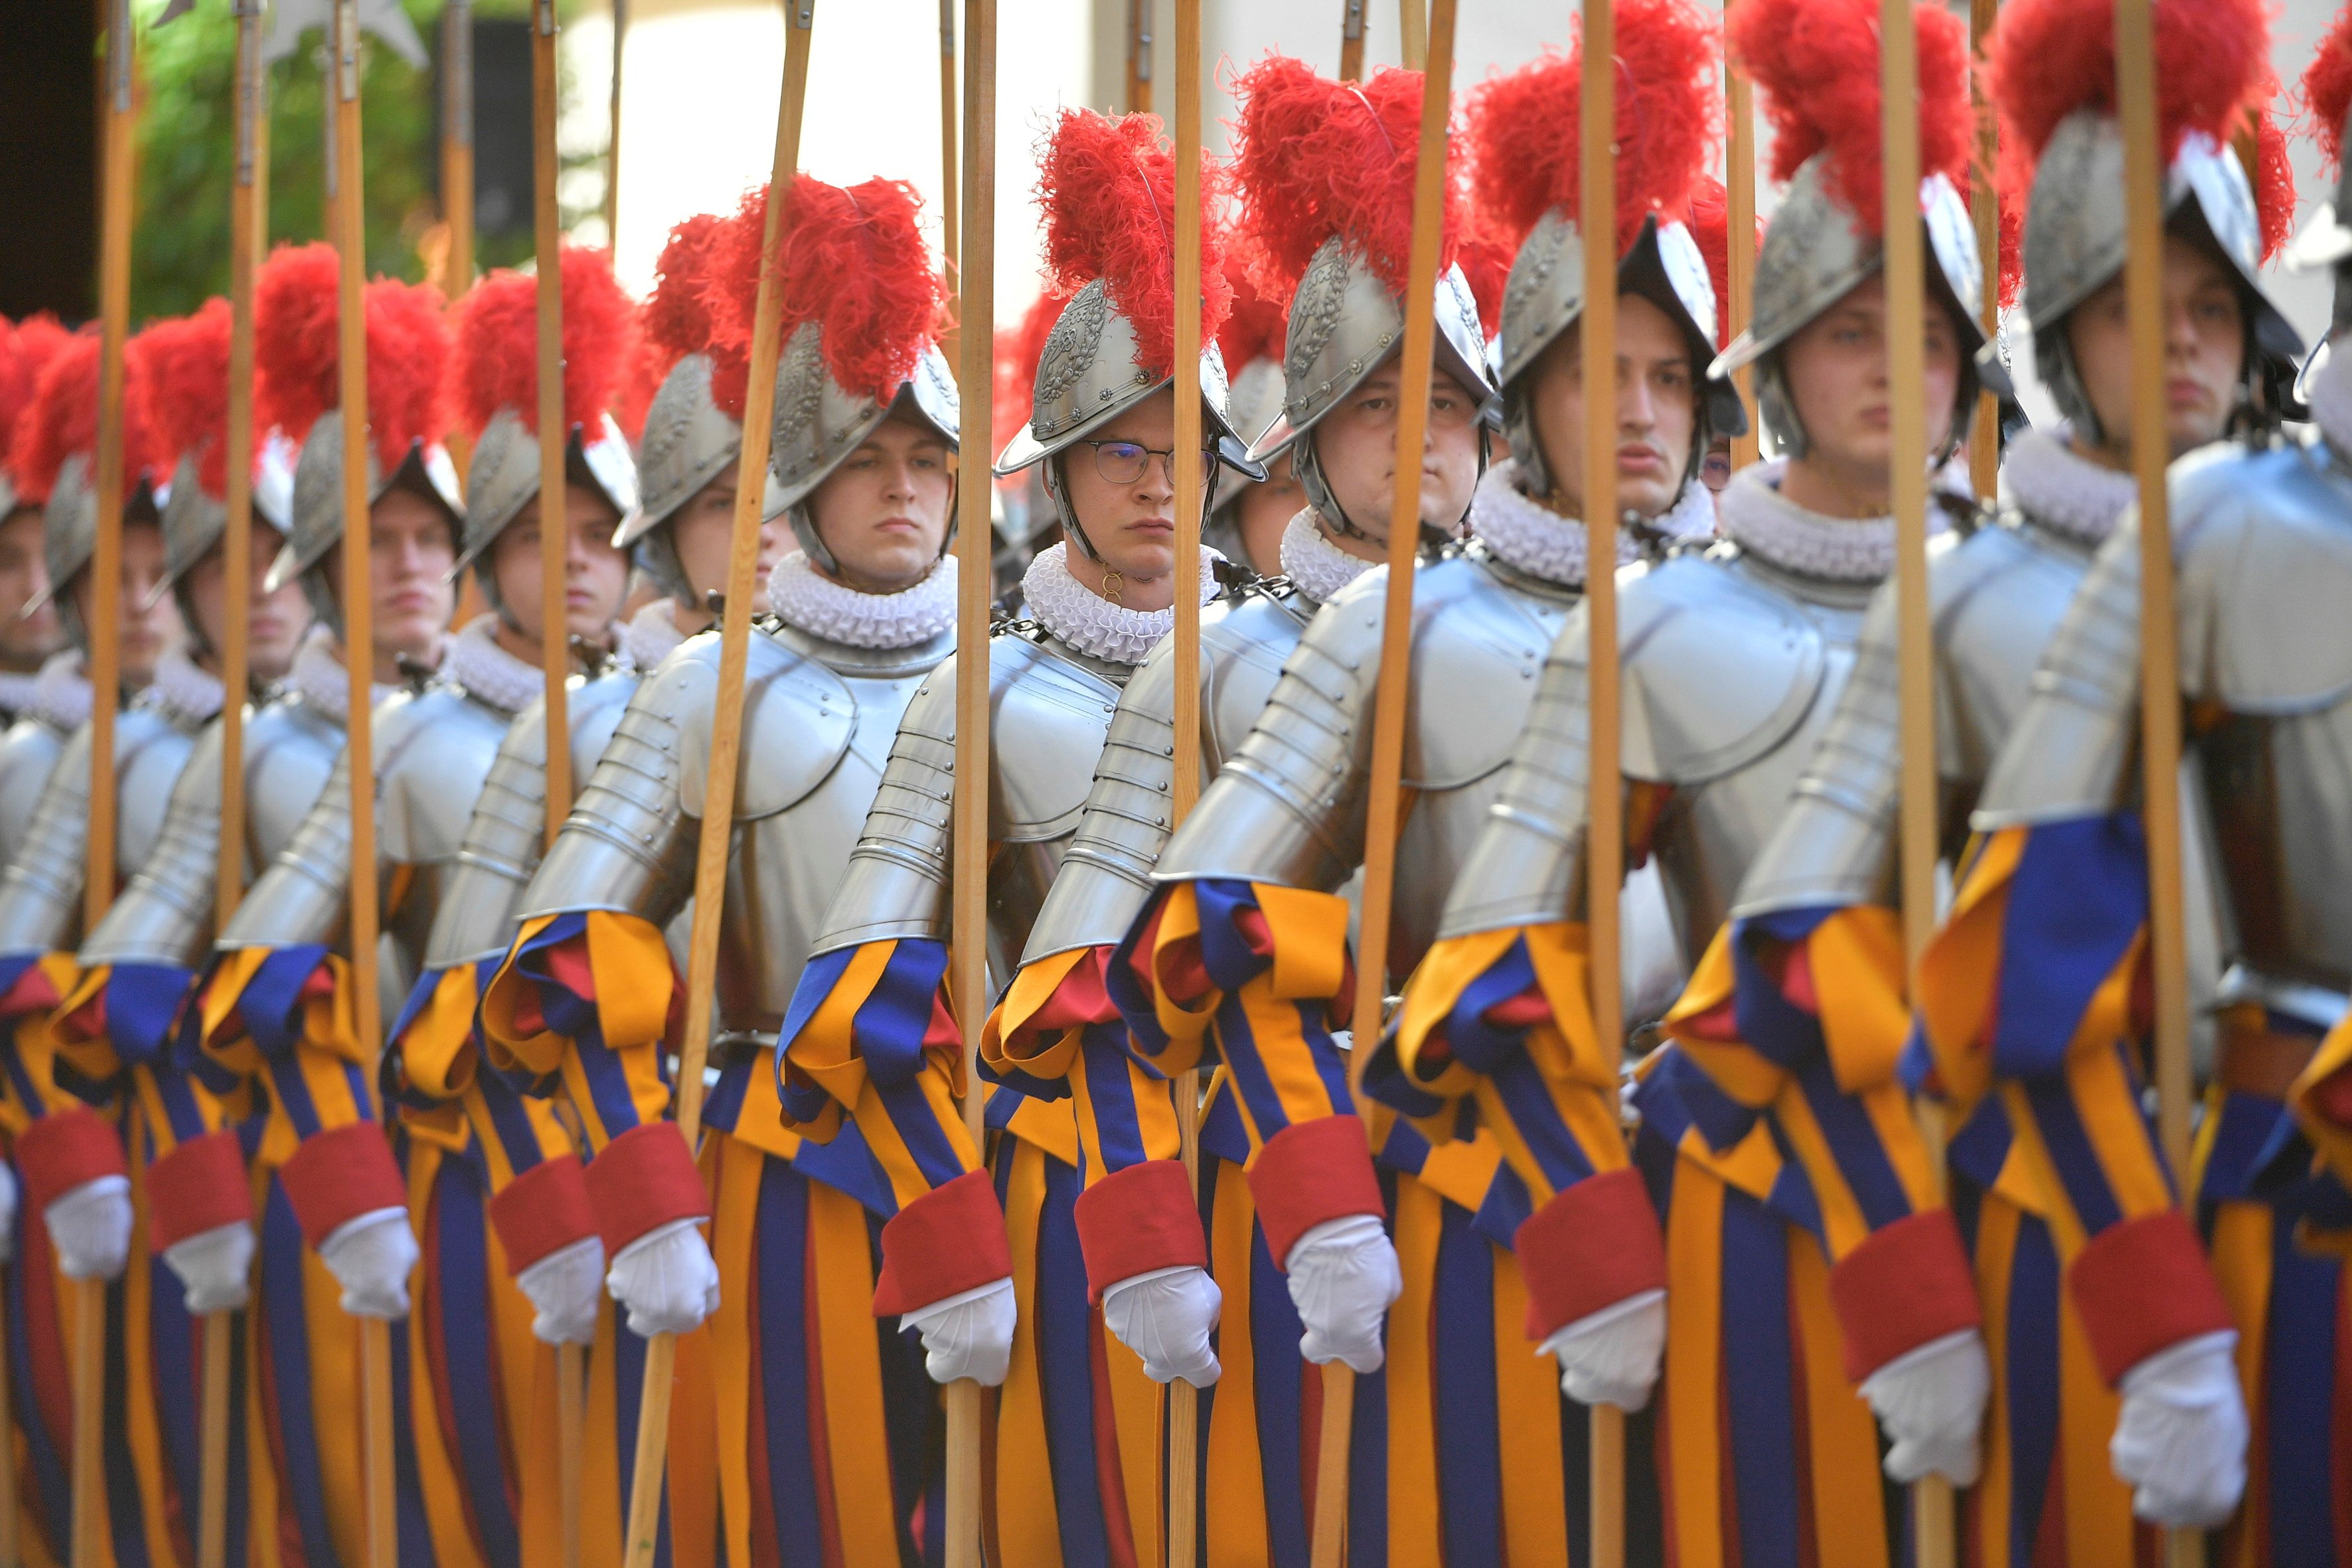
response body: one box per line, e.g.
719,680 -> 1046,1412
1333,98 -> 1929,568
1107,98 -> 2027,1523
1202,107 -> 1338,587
0,718 -> 68,868
243,696 -> 345,868
374,686 -> 514,867
1403,556 -> 1566,792
1620,553 -> 1828,785
77,718 -> 227,969
2174,442 -> 2352,714
808,653 -> 963,955
992,637 -> 1121,843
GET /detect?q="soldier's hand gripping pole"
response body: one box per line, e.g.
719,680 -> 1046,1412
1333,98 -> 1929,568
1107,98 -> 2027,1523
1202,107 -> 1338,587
526,7 -> 589,1564
1577,4 -> 1630,1564
615,9 -> 818,1567
1168,0 -> 1207,1556
73,5 -> 139,1565
198,9 -> 272,1567
324,5 -> 400,1566
944,0 -> 996,1559
1879,0 -> 1960,1563
1308,3 -> 1458,1561
2112,1 -> 2201,1562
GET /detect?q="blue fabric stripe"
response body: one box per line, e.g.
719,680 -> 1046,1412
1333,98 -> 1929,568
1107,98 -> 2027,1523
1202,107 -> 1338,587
1794,1053 -> 1914,1229
1209,989 -> 1300,1142
571,1032 -> 651,1140
1032,1149 -> 1112,1567
777,947 -> 857,1127
1729,908 -> 1836,1073
147,1251 -> 201,1548
1239,1154 -> 1309,1567
9,1198 -> 69,1541
610,1299 -> 672,1568
2004,1210 -> 2062,1566
785,1119 -> 898,1219
1074,1022 -> 1151,1180
871,1078 -> 973,1193
430,1158 -> 521,1568
1348,1168 -> 1397,1567
475,1073 -> 550,1178
2020,1064 -> 2134,1235
237,946 -> 335,1061
100,1275 -> 152,1568
147,1061 -> 217,1146
850,941 -> 951,1089
1720,1190 -> 1798,1567
103,963 -> 196,1069
755,1156 -> 826,1567
2263,1198 -> 2341,1567
1992,817 -> 2147,1080
1490,1048 -> 1599,1193
267,1056 -> 327,1141
261,1178 -> 341,1568
1432,1200 -> 1502,1567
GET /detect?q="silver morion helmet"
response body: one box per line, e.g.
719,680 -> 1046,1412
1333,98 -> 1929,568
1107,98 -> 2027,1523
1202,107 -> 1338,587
270,414 -> 464,636
770,325 -> 959,578
616,351 -> 789,601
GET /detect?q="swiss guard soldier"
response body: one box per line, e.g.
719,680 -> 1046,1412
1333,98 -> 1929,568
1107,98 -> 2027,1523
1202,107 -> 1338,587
1383,0 -> 1994,1555
478,174 -> 963,1563
0,317 -> 74,724
1199,253 -> 1298,575
1666,0 -> 2295,1551
771,108 -> 1255,1563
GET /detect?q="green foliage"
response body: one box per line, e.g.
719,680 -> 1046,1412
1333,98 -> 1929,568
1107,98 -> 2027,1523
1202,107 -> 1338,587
131,0 -> 593,323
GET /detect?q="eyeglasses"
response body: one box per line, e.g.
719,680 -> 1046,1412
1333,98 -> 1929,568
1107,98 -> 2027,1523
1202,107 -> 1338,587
1077,439 -> 1216,488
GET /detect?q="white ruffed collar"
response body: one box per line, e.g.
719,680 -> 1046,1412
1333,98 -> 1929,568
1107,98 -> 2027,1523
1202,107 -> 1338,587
445,614 -> 547,716
0,670 -> 39,717
766,552 -> 960,650
1278,510 -> 1373,605
1715,459 -> 1919,582
289,625 -> 395,726
1021,541 -> 1219,666
1470,459 -> 1637,588
622,599 -> 688,672
2000,423 -> 2138,548
2309,340 -> 2352,457
29,650 -> 91,731
146,648 -> 226,728
1655,476 -> 1721,542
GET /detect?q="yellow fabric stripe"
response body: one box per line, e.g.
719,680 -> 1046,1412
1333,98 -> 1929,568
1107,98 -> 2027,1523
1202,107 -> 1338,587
1393,927 -> 1521,1099
1811,905 -> 1912,1093
1664,1157 -> 1726,1568
1105,1307 -> 1165,1568
2292,1008 -> 2352,1184
993,1140 -> 1063,1568
1768,1087 -> 1871,1261
584,911 -> 676,1050
2211,1200 -> 2272,1568
855,1071 -> 980,1210
1410,1125 -> 1503,1217
1665,929 -> 1784,1111
1997,1084 -> 2090,1260
1492,1243 -> 1569,1568
245,1284 -> 284,1568
299,1238 -> 370,1568
478,914 -> 570,1079
121,1160 -> 174,1568
714,1047 -> 804,1166
1790,1226 -> 1889,1568
1915,826 -> 2030,1113
984,947 -> 1090,1081
1385,1175 -> 1443,1563
291,1039 -> 372,1130
402,1142 -> 491,1568
708,1135 -> 759,1568
1973,1192 -> 2021,1568
1253,884 -> 1349,1002
399,963 -> 483,1102
1144,885 -> 1219,1073
998,1087 -> 1082,1168
1204,1157 -> 1270,1567
2059,1248 -> 2133,1567
2066,1017 -> 2175,1219
666,1306 -> 721,1568
556,1052 -> 623,1152
809,1178 -> 905,1568
1235,978 -> 1348,1135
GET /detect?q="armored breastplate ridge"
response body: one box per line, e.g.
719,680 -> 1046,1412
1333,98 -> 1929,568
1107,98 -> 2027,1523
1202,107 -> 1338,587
2001,422 -> 2138,548
765,549 -> 960,650
443,615 -> 546,717
287,625 -> 392,726
145,647 -> 227,729
1020,540 -> 1222,666
622,597 -> 688,672
1472,457 -> 1639,588
1716,459 -> 1914,582
1277,507 -> 1373,606
28,649 -> 90,732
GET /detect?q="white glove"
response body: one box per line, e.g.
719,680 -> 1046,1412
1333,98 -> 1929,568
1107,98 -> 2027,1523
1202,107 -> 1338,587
516,1235 -> 607,1346
0,1162 -> 19,1265
1285,1215 -> 1401,1375
318,1206 -> 419,1319
902,1277 -> 1017,1387
1540,1288 -> 1666,1411
162,1219 -> 256,1314
605,1217 -> 718,1338
1102,1265 -> 1222,1387
45,1175 -> 133,1282
1858,1328 -> 1991,1486
2112,1330 -> 2248,1528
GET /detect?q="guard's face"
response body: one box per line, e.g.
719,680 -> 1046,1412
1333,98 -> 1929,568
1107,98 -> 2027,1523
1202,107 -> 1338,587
355,484 -> 457,668
1527,293 -> 1700,522
2065,233 -> 2246,459
668,460 -> 789,610
1780,274 -> 1961,485
1310,364 -> 1482,539
1058,388 -> 1191,599
75,520 -> 179,689
0,509 -> 62,669
185,521 -> 311,684
1233,465 -> 1307,577
805,413 -> 955,595
493,483 -> 630,654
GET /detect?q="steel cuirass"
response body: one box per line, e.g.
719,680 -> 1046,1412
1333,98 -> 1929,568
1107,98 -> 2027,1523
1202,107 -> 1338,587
0,703 -> 200,954
520,619 -> 957,1046
1436,545 -> 1874,969
0,707 -> 76,868
1976,436 -> 2352,1028
1154,546 -> 1578,973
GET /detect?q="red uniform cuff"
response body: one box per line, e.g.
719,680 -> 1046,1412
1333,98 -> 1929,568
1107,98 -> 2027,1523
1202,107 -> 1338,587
1826,1208 -> 1984,1383
2069,1209 -> 2235,1386
872,1169 -> 1012,1317
486,1154 -> 599,1275
1073,1158 -> 1208,1303
146,1131 -> 252,1253
1247,1115 -> 1386,1268
1514,1168 -> 1668,1341
15,1105 -> 129,1217
582,1123 -> 709,1259
278,1122 -> 407,1249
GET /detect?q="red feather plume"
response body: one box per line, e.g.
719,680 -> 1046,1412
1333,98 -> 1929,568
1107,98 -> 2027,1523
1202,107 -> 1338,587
1034,110 -> 1231,380
1215,250 -> 1287,370
1985,0 -> 2270,171
141,297 -> 240,499
254,242 -> 452,470
2308,3 -> 2352,170
1454,226 -> 1513,336
2252,102 -> 2295,263
1468,0 -> 1720,257
453,247 -> 637,442
11,329 -> 161,507
643,212 -> 728,374
1229,56 -> 1457,300
1727,0 -> 1972,236
1684,177 -> 1755,349
706,175 -> 946,419
0,315 -> 73,495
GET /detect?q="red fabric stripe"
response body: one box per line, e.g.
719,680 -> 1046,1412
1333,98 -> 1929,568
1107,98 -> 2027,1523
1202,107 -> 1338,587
582,1123 -> 710,1257
1824,1208 -> 1983,1381
2066,1210 -> 2233,1385
147,1130 -> 252,1252
1087,1310 -> 1140,1568
278,1122 -> 406,1249
1246,1115 -> 1386,1267
870,1170 -> 1011,1318
15,1104 -> 128,1215
1514,1168 -> 1669,1340
803,1186 -> 845,1568
483,1154 -> 597,1275
1072,1158 -> 1209,1302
